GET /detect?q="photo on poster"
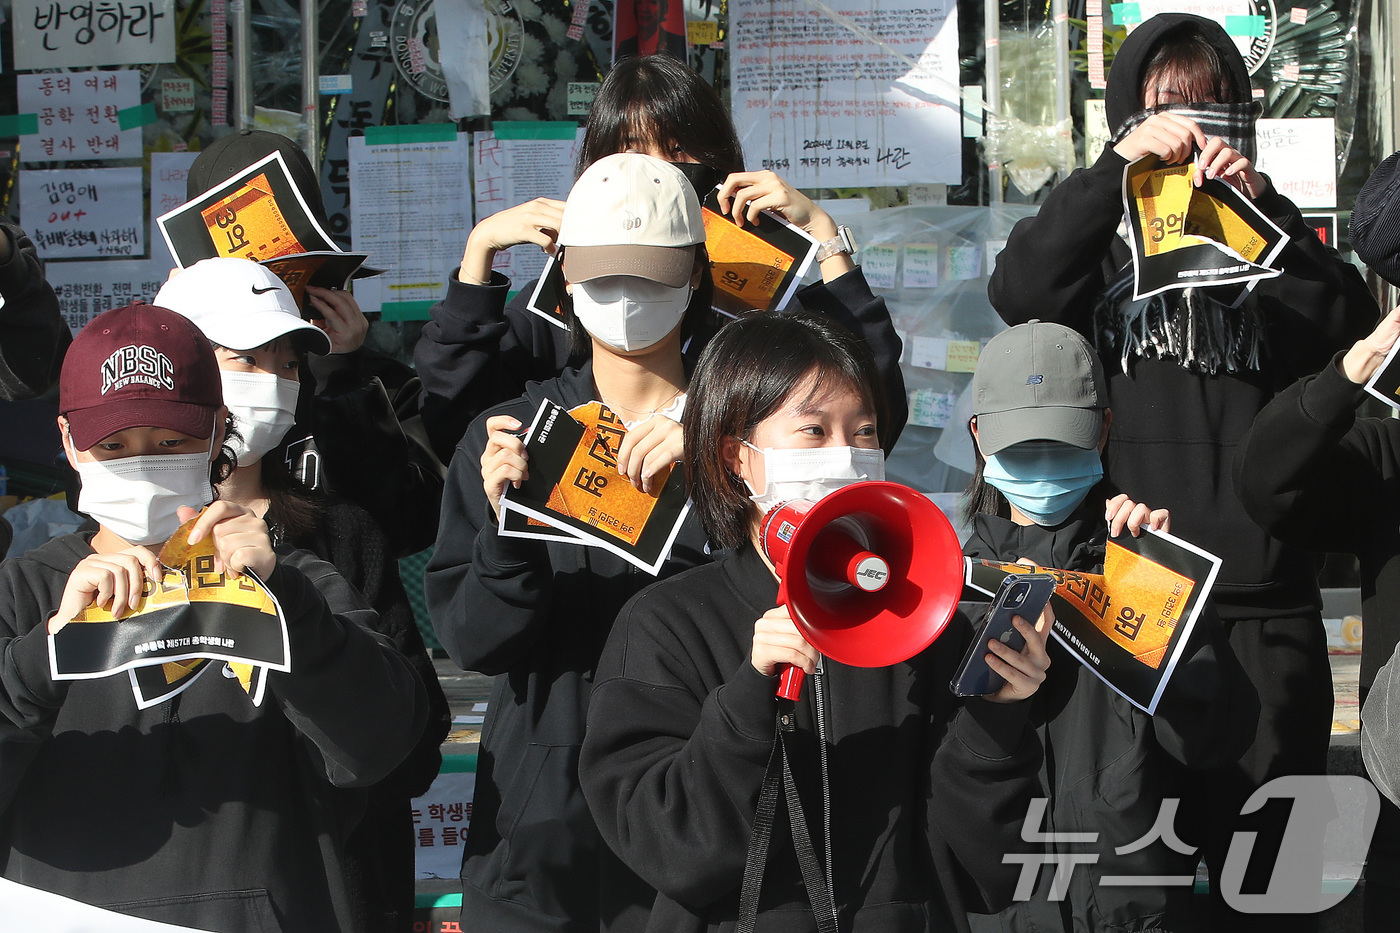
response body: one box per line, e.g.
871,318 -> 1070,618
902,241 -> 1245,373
613,0 -> 690,62
964,526 -> 1222,713
700,186 -> 818,319
158,152 -> 341,268
499,399 -> 691,575
1122,154 -> 1287,304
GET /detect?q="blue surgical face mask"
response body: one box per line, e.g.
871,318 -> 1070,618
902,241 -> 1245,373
983,442 -> 1104,527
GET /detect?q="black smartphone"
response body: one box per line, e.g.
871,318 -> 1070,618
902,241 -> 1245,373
950,572 -> 1057,697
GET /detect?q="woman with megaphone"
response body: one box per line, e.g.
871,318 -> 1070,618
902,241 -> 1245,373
580,311 -> 1054,933
962,320 -> 1254,933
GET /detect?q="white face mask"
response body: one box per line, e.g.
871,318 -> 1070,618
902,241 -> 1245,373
71,432 -> 217,546
744,442 -> 885,515
571,275 -> 692,352
221,370 -> 299,466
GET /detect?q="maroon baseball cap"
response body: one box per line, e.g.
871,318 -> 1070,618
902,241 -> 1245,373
60,302 -> 224,451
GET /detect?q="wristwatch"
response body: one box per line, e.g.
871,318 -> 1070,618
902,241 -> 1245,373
815,224 -> 857,263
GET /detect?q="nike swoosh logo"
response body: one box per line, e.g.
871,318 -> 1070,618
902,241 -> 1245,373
251,285 -> 281,295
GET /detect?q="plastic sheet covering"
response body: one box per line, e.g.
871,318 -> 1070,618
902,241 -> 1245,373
827,203 -> 1039,501
980,26 -> 1076,196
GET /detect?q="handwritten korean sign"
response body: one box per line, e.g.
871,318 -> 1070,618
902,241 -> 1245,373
13,0 -> 176,69
17,71 -> 142,162
730,0 -> 962,187
21,167 -> 144,260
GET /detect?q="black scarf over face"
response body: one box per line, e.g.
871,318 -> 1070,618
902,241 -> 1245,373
1096,14 -> 1265,376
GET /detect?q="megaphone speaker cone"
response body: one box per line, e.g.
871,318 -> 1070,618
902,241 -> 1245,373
761,482 -> 964,671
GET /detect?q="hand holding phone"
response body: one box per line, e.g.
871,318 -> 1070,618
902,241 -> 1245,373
951,572 -> 1057,698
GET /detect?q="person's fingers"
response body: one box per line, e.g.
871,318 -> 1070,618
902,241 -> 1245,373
1125,502 -> 1153,537
186,500 -> 241,546
1149,509 -> 1170,532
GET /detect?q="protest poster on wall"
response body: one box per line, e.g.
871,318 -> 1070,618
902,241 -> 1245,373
44,258 -> 165,333
16,72 -> 144,162
21,167 -> 144,260
729,0 -> 962,187
349,126 -> 472,320
12,0 -> 176,69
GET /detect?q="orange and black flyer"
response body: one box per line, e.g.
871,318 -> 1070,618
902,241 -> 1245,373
498,398 -> 692,575
49,512 -> 288,707
700,186 -> 818,319
964,526 -> 1221,713
157,151 -> 372,305
1122,154 -> 1286,305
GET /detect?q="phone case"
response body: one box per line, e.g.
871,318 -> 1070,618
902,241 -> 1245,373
950,572 -> 1057,697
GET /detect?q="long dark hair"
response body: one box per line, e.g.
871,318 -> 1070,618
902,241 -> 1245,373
961,418 -> 1010,524
684,312 -> 887,549
579,55 -> 744,177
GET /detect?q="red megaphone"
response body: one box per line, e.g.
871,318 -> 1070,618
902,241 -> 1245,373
759,481 -> 964,700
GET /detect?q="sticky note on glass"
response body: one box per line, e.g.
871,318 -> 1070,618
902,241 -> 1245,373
903,243 -> 939,288
862,244 -> 899,290
984,239 -> 1007,277
687,20 -> 719,44
946,340 -> 981,373
947,245 -> 982,281
908,388 -> 957,428
911,336 -> 949,370
1110,2 -> 1141,24
1225,15 -> 1266,36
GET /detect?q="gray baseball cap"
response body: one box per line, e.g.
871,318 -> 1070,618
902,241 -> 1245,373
971,320 -> 1106,455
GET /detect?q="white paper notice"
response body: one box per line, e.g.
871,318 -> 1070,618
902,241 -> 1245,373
18,71 -> 142,161
910,335 -> 949,370
21,167 -> 144,260
435,0 -> 491,119
413,768 -> 477,880
45,258 -> 165,333
150,151 -> 200,276
12,0 -> 175,69
730,0 -> 961,187
1255,118 -> 1336,209
349,132 -> 473,318
473,126 -> 585,287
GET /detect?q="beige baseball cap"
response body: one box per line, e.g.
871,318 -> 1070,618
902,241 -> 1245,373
559,153 -> 705,288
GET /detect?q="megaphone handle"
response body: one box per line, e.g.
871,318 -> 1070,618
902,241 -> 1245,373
776,664 -> 806,700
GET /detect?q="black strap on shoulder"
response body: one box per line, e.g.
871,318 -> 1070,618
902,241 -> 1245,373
737,704 -> 839,933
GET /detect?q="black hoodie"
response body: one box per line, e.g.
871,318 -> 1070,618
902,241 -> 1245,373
963,500 -> 1257,933
0,533 -> 428,933
425,362 -> 712,933
986,14 -> 1377,620
580,543 -> 1044,933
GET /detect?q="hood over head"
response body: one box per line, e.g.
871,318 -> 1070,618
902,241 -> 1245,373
1105,13 -> 1252,133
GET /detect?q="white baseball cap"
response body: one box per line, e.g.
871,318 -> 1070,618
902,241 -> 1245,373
559,153 -> 705,288
155,257 -> 333,355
